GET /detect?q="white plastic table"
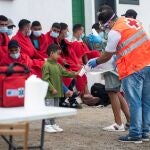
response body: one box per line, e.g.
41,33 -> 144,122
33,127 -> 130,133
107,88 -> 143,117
0,106 -> 77,150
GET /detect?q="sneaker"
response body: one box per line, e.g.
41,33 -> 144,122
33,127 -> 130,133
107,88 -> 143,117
118,135 -> 142,144
103,123 -> 125,132
70,101 -> 82,109
52,124 -> 63,132
44,125 -> 57,133
60,101 -> 69,107
142,135 -> 149,142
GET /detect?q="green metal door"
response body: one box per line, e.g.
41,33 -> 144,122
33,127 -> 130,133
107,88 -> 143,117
72,0 -> 85,26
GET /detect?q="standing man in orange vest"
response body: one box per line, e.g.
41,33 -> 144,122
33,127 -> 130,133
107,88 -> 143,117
88,9 -> 150,143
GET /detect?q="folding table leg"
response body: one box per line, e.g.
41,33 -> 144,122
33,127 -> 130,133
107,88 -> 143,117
23,123 -> 29,150
40,120 -> 45,150
9,135 -> 13,150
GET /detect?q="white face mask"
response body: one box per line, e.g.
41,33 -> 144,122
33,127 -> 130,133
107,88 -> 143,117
27,30 -> 32,36
10,52 -> 20,59
0,26 -> 8,33
33,30 -> 42,37
50,31 -> 59,38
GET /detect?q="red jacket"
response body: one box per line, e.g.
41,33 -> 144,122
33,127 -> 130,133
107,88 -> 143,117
30,34 -> 49,58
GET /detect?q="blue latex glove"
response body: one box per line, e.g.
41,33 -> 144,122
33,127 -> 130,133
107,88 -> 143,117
87,34 -> 102,43
88,58 -> 98,68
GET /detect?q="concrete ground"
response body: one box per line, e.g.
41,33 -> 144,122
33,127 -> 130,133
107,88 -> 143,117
0,106 -> 150,150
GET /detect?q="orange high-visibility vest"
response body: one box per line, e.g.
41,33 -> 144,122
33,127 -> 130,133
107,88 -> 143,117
112,17 -> 150,79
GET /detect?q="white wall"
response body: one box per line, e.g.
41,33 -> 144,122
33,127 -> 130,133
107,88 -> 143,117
116,0 -> 150,36
0,0 -> 72,34
84,0 -> 95,35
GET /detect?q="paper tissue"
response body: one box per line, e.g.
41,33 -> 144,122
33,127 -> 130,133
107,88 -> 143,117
24,75 -> 48,110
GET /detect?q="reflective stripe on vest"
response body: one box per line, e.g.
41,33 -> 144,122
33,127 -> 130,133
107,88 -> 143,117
117,35 -> 149,58
117,30 -> 145,51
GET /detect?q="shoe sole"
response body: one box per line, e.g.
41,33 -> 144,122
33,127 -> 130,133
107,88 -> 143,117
142,139 -> 149,142
103,129 -> 125,132
55,130 -> 63,132
52,129 -> 63,132
118,140 -> 143,144
44,130 -> 57,133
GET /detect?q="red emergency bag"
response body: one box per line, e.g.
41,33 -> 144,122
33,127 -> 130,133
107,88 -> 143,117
0,63 -> 30,107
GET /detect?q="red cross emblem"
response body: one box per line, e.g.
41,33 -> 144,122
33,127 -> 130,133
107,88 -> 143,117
126,19 -> 141,30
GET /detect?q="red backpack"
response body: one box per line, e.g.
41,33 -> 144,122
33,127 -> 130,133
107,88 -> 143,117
0,63 -> 30,107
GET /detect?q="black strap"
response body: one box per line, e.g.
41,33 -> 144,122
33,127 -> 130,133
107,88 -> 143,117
6,63 -> 30,76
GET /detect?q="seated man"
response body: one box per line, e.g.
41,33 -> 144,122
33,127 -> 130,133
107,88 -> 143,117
58,23 -> 99,104
0,15 -> 10,57
30,21 -> 48,59
12,19 -> 44,60
45,22 -> 61,45
71,24 -> 101,64
0,40 -> 34,74
12,19 -> 45,77
83,23 -> 104,51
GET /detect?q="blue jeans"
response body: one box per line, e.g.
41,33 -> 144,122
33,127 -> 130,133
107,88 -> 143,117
122,66 -> 150,138
63,83 -> 69,94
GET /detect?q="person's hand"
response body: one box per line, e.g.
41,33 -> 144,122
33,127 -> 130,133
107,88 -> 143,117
87,58 -> 98,68
52,89 -> 58,95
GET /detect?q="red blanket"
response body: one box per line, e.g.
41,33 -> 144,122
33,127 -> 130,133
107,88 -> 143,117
0,53 -> 33,72
31,34 -> 49,58
71,41 -> 101,62
0,33 -> 10,58
12,31 -> 45,78
59,40 -> 87,92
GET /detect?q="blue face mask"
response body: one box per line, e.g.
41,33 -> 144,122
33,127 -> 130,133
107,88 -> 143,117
0,26 -> 8,33
50,31 -> 59,38
7,29 -> 13,36
10,52 -> 20,59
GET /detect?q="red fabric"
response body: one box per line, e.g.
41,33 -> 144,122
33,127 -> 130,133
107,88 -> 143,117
31,34 -> 49,58
87,50 -> 101,60
0,53 -> 34,73
76,75 -> 87,93
71,41 -> 101,63
60,40 -> 82,71
59,40 -> 87,92
0,52 -> 43,77
71,41 -> 90,59
12,31 -> 45,78
0,33 -> 10,58
12,31 -> 44,60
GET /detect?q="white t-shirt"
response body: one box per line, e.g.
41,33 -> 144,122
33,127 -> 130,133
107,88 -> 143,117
105,30 -> 121,53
